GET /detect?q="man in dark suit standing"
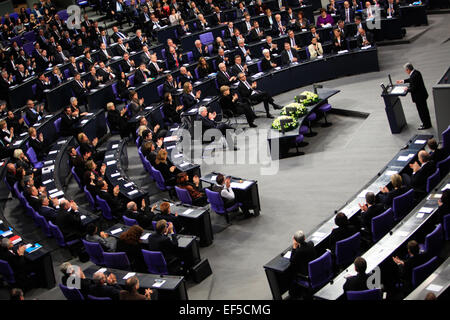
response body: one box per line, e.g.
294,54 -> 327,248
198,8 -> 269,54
343,257 -> 369,295
396,63 -> 432,130
148,219 -> 181,274
72,73 -> 89,109
340,1 -> 355,24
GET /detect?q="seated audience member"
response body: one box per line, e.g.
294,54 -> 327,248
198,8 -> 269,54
163,93 -> 183,124
162,74 -> 180,97
219,85 -> 257,128
72,73 -> 89,108
281,42 -> 299,65
237,72 -> 281,119
329,212 -> 358,252
78,132 -> 104,163
153,201 -> 182,232
6,111 -> 27,136
308,37 -> 323,59
147,219 -> 181,274
90,271 -> 121,300
60,262 -> 93,296
216,62 -> 237,87
0,120 -> 14,147
14,149 -> 36,175
262,36 -> 280,56
379,173 -> 408,209
84,171 -> 99,196
116,72 -> 131,100
107,102 -> 130,138
317,8 -> 334,28
141,141 -> 158,165
343,257 -> 369,295
332,27 -> 346,53
261,49 -> 277,72
231,55 -> 250,77
287,30 -> 301,51
60,106 -> 85,137
392,240 -> 427,291
154,149 -> 179,186
116,225 -> 146,272
39,195 -> 59,223
436,189 -> 450,224
25,100 -> 44,126
359,192 -> 385,231
120,276 -> 152,300
211,174 -> 239,209
427,138 -> 447,164
176,172 -> 207,206
134,63 -> 152,86
288,230 -> 316,296
128,90 -> 145,116
0,238 -> 28,289
55,200 -> 84,242
402,150 -> 436,199
85,223 -> 117,252
28,127 -> 48,161
125,200 -> 156,229
196,56 -> 211,79
272,14 -> 286,36
182,82 -> 201,109
357,28 -> 373,48
97,180 -> 125,218
192,39 -> 209,61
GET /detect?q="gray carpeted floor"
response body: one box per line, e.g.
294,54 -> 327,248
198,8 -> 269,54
1,14 -> 449,300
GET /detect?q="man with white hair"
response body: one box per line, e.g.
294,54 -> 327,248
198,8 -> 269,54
124,199 -> 155,229
197,106 -> 237,150
193,39 -> 209,60
288,230 -> 316,297
90,271 -> 121,300
237,38 -> 252,62
216,62 -> 237,87
272,14 -> 286,36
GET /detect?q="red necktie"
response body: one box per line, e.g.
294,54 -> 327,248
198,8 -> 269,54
174,54 -> 179,68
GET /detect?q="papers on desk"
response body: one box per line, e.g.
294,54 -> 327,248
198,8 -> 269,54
80,215 -> 86,220
203,98 -> 212,102
183,209 -> 194,215
194,81 -> 202,85
0,229 -> 13,237
416,213 -> 424,219
316,56 -> 323,59
110,228 -> 123,235
164,136 -> 178,143
152,279 -> 166,288
230,181 -> 252,189
42,179 -> 53,185
97,268 -> 107,274
396,230 -> 410,237
418,207 -> 434,214
426,284 -> 443,292
283,251 -> 292,259
124,182 -> 134,188
414,139 -> 426,144
361,45 -> 372,50
170,127 -> 179,131
57,140 -> 67,145
385,170 -> 398,176
106,160 -> 117,166
111,172 -> 120,178
50,190 -> 64,198
128,189 -> 139,196
210,175 -> 217,182
111,144 -> 119,149
123,272 -> 136,280
441,184 -> 450,191
13,140 -> 23,146
20,132 -> 28,137
140,233 -> 151,241
337,50 -> 349,54
178,162 -> 190,168
44,160 -> 54,166
397,153 -> 414,161
311,232 -> 326,238
428,193 -> 442,200
173,154 -> 183,159
42,165 -> 55,174
48,188 -> 58,194
274,67 -> 281,70
166,145 -> 175,150
105,154 -> 114,159
391,86 -> 407,94
49,150 -> 58,155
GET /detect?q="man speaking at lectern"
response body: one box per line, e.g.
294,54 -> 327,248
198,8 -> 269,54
396,63 -> 432,130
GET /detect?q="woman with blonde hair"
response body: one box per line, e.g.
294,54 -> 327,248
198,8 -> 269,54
154,149 -> 179,186
379,173 -> 408,208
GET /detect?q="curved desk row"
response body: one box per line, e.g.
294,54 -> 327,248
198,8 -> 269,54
104,223 -> 201,271
263,134 -> 432,300
104,140 -> 148,202
314,173 -> 449,300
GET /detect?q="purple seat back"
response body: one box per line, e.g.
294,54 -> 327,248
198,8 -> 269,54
426,169 -> 441,193
103,252 -> 131,270
141,249 -> 169,274
347,289 -> 382,300
412,256 -> 439,288
123,215 -> 138,226
0,259 -> 16,284
392,188 -> 414,221
96,195 -> 113,220
335,232 -> 361,267
308,251 -> 333,290
423,224 -> 443,257
82,239 -> 105,265
59,283 -> 84,300
175,186 -> 193,205
371,208 -> 394,243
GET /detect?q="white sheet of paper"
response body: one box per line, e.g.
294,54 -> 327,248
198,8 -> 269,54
210,175 -> 217,182
385,170 -> 398,176
391,86 -> 407,94
110,228 -> 123,235
51,190 -> 64,198
112,144 -> 119,149
183,209 -> 194,215
357,189 -> 369,198
123,272 -> 136,280
178,162 -> 190,168
414,139 -> 426,144
441,184 -> 450,191
80,215 -> 86,220
106,160 -> 117,166
152,280 -> 166,288
230,181 -> 252,189
283,251 -> 291,259
396,230 -> 410,237
97,268 -> 107,273
111,172 -> 120,178
418,207 -> 434,214
124,182 -> 133,188
426,284 -> 443,292
140,233 -> 150,240
128,190 -> 138,195
397,156 -> 409,161
416,213 -> 424,218
105,154 -> 114,159
49,150 -> 58,155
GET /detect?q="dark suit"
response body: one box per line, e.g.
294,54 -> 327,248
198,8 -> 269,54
360,203 -> 385,231
216,70 -> 236,87
289,241 -> 316,276
148,61 -> 163,78
404,69 -> 431,128
25,108 -> 43,126
125,209 -> 154,229
179,74 -> 194,86
340,7 -> 355,23
60,112 -> 79,137
329,224 -> 358,252
343,273 -> 369,294
192,46 -> 208,61
134,68 -> 150,86
356,32 -> 374,48
97,48 -> 113,63
182,92 -> 199,109
55,209 -> 83,242
98,190 -> 124,218
72,79 -> 88,106
238,80 -> 275,114
219,94 -> 255,125
39,205 -> 58,223
281,48 -> 300,65
147,233 -> 179,268
89,283 -> 121,300
167,52 -> 182,70
410,161 -> 436,194
29,137 -> 47,160
380,186 -> 408,209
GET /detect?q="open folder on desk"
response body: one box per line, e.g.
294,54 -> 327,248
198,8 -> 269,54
391,86 -> 408,94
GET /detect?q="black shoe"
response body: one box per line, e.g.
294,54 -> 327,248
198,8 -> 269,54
273,104 -> 282,110
418,125 -> 431,130
267,113 -> 274,119
249,123 -> 258,128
